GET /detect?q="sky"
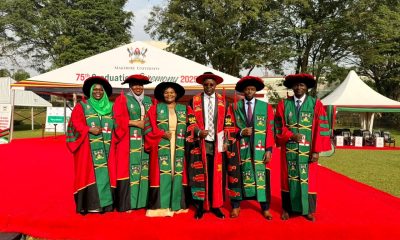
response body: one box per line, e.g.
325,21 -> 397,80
7,0 -> 269,77
124,0 -> 268,76
3,0 -> 163,76
125,0 -> 165,41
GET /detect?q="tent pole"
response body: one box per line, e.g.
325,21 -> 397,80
369,113 -> 375,133
63,96 -> 67,134
31,107 -> 34,130
9,89 -> 15,142
361,113 -> 366,130
73,93 -> 77,107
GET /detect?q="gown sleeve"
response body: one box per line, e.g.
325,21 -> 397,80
66,103 -> 89,153
274,99 -> 293,147
144,105 -> 165,153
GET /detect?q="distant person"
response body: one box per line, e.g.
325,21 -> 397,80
275,73 -> 331,221
224,76 -> 274,219
112,74 -> 154,212
66,76 -> 114,214
144,82 -> 189,217
186,72 -> 227,219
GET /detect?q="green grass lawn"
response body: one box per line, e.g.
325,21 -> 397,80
11,129 -> 56,139
320,149 -> 400,197
9,107 -> 58,139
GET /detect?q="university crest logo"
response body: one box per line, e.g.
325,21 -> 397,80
127,46 -> 147,64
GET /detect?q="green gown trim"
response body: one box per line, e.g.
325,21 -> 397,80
126,95 -> 152,209
156,103 -> 187,210
81,101 -> 114,208
284,96 -> 316,214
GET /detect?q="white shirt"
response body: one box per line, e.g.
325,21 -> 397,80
203,93 -> 215,141
293,94 -> 306,109
244,98 -> 255,120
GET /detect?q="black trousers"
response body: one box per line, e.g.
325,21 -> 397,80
195,141 -> 219,210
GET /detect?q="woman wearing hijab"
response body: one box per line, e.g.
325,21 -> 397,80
144,82 -> 189,217
66,76 -> 115,214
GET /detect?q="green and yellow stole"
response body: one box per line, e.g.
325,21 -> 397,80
126,95 -> 152,209
150,103 -> 187,210
284,96 -> 315,214
81,101 -> 114,208
232,100 -> 269,202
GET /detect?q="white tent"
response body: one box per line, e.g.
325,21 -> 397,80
0,77 -> 52,142
14,41 -> 239,95
11,41 -> 245,138
321,70 -> 400,132
1,77 -> 52,107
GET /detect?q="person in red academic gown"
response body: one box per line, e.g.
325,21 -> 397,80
143,82 -> 189,217
275,73 -> 331,221
66,76 -> 115,214
111,74 -> 154,212
186,72 -> 228,219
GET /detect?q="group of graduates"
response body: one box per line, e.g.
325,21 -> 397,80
66,71 -> 331,222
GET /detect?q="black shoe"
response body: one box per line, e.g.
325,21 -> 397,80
211,208 -> 225,219
195,208 -> 204,220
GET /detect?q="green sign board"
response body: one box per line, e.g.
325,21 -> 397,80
47,116 -> 65,124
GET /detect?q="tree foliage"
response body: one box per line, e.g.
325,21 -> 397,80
145,0 -> 289,77
350,0 -> 400,100
1,0 -> 133,72
12,69 -> 30,81
0,69 -> 11,77
272,0 -> 360,96
0,1 -> 19,66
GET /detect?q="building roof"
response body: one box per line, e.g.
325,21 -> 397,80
0,77 -> 52,107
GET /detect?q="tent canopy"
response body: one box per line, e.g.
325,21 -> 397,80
321,70 -> 400,112
11,41 -> 240,95
321,70 -> 400,132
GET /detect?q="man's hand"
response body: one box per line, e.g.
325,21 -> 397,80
223,143 -> 228,152
129,120 -> 145,129
310,152 -> 319,162
290,133 -> 304,143
199,130 -> 209,138
89,126 -> 102,135
263,151 -> 272,164
163,131 -> 172,140
241,127 -> 253,137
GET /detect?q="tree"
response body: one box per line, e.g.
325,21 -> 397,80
0,69 -> 11,77
145,0 -> 288,77
271,0 -> 360,96
350,0 -> 400,100
0,1 -> 19,66
2,0 -> 133,72
12,69 -> 30,81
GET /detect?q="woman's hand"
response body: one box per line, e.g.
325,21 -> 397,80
89,126 -> 102,135
310,152 -> 319,162
290,133 -> 304,143
163,131 -> 172,140
129,120 -> 145,129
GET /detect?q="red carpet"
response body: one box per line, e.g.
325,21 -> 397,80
1,136 -> 400,240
